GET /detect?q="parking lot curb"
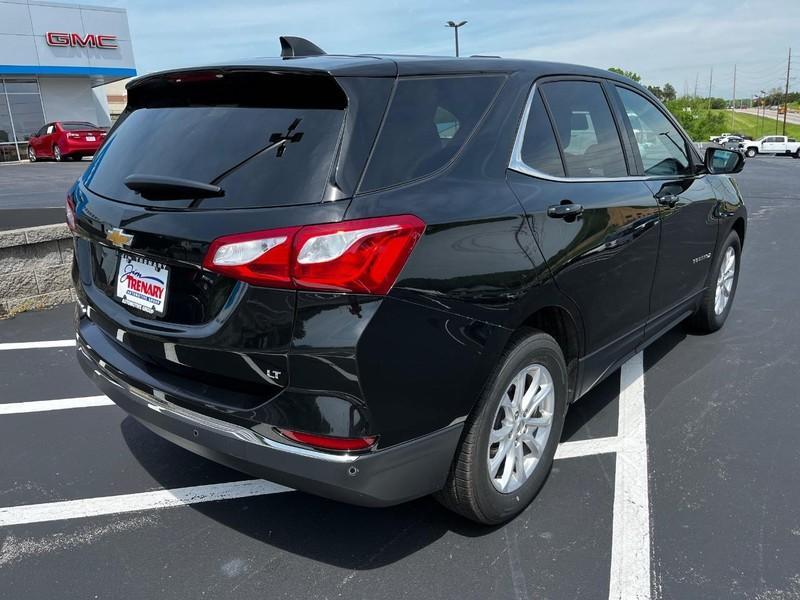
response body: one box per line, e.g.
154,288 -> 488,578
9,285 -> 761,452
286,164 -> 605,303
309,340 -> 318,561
0,223 -> 75,318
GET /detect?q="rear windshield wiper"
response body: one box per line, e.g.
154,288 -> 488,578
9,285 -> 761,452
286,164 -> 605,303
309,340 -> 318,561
124,118 -> 304,201
124,174 -> 225,200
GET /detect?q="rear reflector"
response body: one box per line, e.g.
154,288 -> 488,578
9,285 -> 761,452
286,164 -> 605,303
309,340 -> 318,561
203,215 -> 425,294
278,429 -> 378,452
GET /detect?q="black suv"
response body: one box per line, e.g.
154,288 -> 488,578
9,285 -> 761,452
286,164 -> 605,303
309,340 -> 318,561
72,38 -> 746,524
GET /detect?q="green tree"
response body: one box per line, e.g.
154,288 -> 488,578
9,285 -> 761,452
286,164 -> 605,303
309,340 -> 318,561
708,97 -> 727,110
647,85 -> 664,100
608,67 -> 641,83
665,97 -> 726,141
662,83 -> 677,101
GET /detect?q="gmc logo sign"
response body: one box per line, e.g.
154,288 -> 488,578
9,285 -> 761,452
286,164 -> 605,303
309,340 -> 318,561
45,32 -> 118,49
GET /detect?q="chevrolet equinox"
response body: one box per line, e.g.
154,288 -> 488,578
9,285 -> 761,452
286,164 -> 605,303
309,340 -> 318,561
72,37 -> 747,524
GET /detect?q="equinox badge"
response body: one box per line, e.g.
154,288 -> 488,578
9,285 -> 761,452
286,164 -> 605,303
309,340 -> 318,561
106,227 -> 134,248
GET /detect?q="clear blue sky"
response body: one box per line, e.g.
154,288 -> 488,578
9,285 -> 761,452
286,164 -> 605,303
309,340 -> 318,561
67,0 -> 798,98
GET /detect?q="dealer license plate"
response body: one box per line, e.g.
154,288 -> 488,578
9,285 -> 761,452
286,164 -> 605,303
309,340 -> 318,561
115,254 -> 169,315
86,135 -> 96,141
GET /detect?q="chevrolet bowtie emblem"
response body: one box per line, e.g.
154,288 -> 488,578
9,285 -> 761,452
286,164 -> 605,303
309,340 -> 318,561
106,227 -> 134,248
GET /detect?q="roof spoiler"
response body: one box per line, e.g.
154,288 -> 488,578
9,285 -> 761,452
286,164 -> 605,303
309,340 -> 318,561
280,36 -> 326,58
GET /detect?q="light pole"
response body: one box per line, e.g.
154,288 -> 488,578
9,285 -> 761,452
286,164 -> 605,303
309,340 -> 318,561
446,20 -> 467,57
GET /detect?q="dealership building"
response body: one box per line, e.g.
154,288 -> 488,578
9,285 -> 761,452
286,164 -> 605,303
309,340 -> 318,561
0,0 -> 136,162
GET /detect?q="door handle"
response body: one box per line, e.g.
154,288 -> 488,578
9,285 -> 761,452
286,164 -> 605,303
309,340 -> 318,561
655,191 -> 679,208
547,203 -> 584,219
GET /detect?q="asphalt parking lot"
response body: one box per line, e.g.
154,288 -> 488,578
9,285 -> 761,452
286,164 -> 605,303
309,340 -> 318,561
0,161 -> 88,230
1,157 -> 799,599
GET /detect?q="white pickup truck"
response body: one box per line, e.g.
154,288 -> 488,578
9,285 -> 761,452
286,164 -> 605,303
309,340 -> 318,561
739,135 -> 800,158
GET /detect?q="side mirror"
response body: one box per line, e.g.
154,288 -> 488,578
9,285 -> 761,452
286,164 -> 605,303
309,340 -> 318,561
704,147 -> 744,174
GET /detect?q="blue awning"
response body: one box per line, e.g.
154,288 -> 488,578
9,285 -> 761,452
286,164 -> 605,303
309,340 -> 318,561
0,65 -> 137,83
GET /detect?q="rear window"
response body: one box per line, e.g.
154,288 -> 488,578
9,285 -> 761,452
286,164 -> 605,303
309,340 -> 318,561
82,71 -> 347,209
62,122 -> 98,131
359,75 -> 504,192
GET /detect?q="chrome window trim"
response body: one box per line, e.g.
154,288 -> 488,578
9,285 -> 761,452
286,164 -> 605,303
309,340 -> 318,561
509,80 -> 703,184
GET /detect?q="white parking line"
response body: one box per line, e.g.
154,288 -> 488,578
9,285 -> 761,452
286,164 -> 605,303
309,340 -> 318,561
554,436 -> 619,460
0,434 -> 621,527
0,339 -> 75,351
0,480 -> 291,527
609,353 -> 651,600
0,343 -> 653,600
0,395 -> 114,415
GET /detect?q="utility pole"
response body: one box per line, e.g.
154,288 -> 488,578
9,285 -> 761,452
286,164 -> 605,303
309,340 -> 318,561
445,21 -> 467,57
694,72 -> 699,98
731,64 -> 736,130
707,67 -> 713,110
782,48 -> 792,136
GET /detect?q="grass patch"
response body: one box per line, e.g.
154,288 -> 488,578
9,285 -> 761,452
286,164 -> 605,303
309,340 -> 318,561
712,110 -> 800,139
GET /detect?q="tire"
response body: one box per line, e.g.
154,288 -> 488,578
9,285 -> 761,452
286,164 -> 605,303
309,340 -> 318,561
436,329 -> 568,524
53,146 -> 62,162
27,146 -> 36,163
688,230 -> 741,333
794,149 -> 799,159
745,148 -> 757,158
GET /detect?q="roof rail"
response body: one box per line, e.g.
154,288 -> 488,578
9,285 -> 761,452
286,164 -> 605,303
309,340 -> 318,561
280,36 -> 326,58
470,55 -> 501,58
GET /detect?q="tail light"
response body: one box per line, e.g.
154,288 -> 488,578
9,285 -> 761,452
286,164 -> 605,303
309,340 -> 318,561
278,429 -> 378,452
204,227 -> 298,289
67,132 -> 80,139
203,215 -> 425,295
65,194 -> 76,232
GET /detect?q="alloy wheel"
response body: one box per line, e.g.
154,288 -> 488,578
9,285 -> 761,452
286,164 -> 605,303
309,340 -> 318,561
54,146 -> 61,161
714,246 -> 736,315
28,146 -> 35,162
487,363 -> 555,494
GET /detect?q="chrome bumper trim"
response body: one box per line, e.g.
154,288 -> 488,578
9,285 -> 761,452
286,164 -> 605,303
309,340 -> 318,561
78,343 -> 359,464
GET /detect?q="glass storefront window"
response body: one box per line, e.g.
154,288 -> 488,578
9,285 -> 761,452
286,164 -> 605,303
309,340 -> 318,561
8,94 -> 45,142
3,80 -> 39,94
0,144 -> 19,162
0,94 -> 12,144
0,78 -> 46,161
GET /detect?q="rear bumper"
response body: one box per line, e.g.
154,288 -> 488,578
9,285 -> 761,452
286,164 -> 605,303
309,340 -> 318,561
76,325 -> 463,507
62,141 -> 101,155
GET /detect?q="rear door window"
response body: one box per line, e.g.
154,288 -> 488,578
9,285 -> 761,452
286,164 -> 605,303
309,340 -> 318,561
539,80 -> 628,178
82,71 -> 347,209
360,75 -> 504,192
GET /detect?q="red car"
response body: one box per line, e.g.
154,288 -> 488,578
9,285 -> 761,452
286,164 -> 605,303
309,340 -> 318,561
27,121 -> 107,162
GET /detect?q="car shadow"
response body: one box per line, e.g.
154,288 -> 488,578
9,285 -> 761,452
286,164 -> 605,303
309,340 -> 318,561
119,321 -> 693,569
561,372 -> 620,440
120,417 -> 501,570
644,324 -> 688,371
